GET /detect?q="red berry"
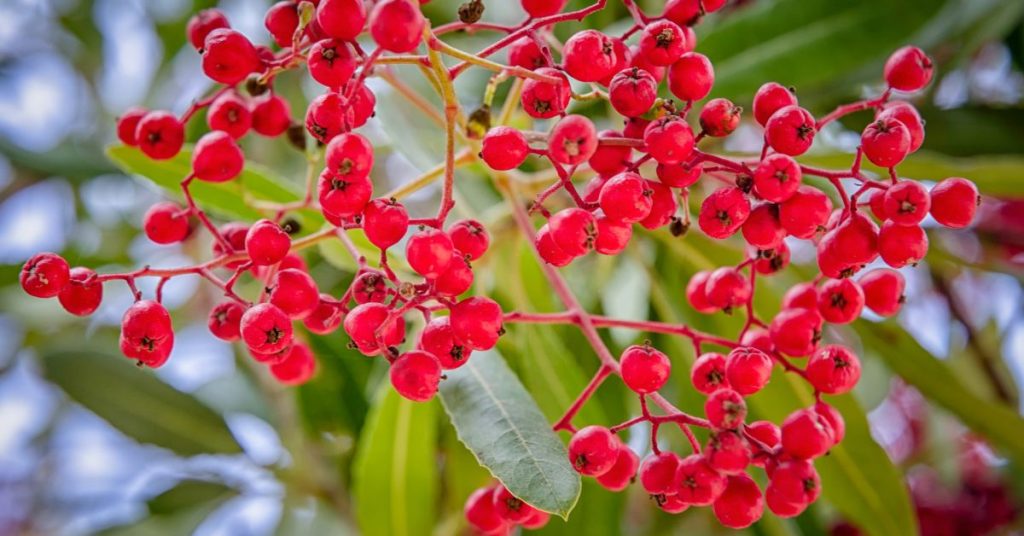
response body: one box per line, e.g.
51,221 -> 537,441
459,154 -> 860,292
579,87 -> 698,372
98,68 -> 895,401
663,0 -> 705,26
589,130 -> 633,176
264,1 -> 299,48
269,342 -> 317,385
609,67 -> 658,118
20,252 -> 70,298
705,388 -> 747,429
692,352 -> 729,394
318,171 -> 373,219
713,474 -> 765,529
251,94 -> 292,137
754,242 -> 791,275
620,343 -> 671,394
594,216 -> 632,255
859,268 -> 905,317
596,444 -> 640,492
520,68 -> 571,119
201,29 -> 261,85
878,220 -> 927,268
326,132 -> 374,178
639,451 -> 682,495
143,202 -> 190,245
741,203 -> 785,250
599,172 -> 653,223
639,20 -> 689,66
58,267 -> 103,316
766,459 -> 820,517
675,454 -> 727,505
816,278 -> 864,324
930,177 -> 979,228
480,127 -> 529,171
725,347 -> 773,395
705,430 -> 751,474
268,269 -> 319,319
806,344 -> 861,395
390,350 -> 442,401
192,131 -> 244,183
657,160 -> 702,188
644,116 -> 694,165
448,219 -> 490,261
241,303 -> 293,355
548,114 -> 598,166
769,307 -> 822,357
116,107 -> 148,146
740,329 -> 774,354
817,212 -> 879,275
406,228 -> 454,279
699,187 -> 751,239
638,180 -> 678,230
135,111 -> 185,160
883,180 -> 930,225
815,401 -> 845,444
304,295 -> 344,335
508,37 -> 549,70
369,0 -> 424,53
765,105 -> 816,156
598,37 -> 631,87
781,407 -> 835,459
567,425 -> 619,476
686,271 -> 720,314
450,296 -> 503,351
434,255 -> 474,297
305,92 -> 346,143
549,208 -> 597,257
884,45 -> 933,92
779,186 -> 832,239
465,487 -> 507,534
492,486 -> 538,524
343,302 -> 405,355
120,300 -> 174,367
747,420 -> 781,466
245,219 -> 290,266
623,116 -> 652,139
352,271 -> 388,304
206,92 -> 251,139
753,153 -> 802,203
700,98 -> 742,137
346,82 -> 377,130
705,267 -> 751,311
418,316 -> 473,369
521,0 -> 568,17
186,9 -> 229,50
862,117 -> 911,168
316,0 -> 366,40
877,101 -> 924,152
562,30 -> 616,82
752,82 -> 797,127
208,301 -> 245,341
212,222 -> 249,266
628,44 -> 666,83
536,224 -> 574,267
308,39 -> 357,88
667,52 -> 714,101
363,198 -> 409,250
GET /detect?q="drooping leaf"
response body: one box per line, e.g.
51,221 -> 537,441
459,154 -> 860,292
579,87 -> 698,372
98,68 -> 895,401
353,384 -> 439,536
41,350 -> 241,456
438,350 -> 581,519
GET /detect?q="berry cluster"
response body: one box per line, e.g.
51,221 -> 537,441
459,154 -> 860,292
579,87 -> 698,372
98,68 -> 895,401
18,0 -> 981,532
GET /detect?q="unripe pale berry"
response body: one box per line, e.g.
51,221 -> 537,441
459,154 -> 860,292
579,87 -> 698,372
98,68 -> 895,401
567,425 -> 619,477
58,267 -> 103,316
619,343 -> 671,394
390,350 -> 442,401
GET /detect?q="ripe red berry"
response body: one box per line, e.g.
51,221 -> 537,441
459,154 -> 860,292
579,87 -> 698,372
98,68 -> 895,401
536,224 -> 574,267
143,202 -> 190,245
713,474 -> 765,529
815,402 -> 845,444
241,303 -> 293,355
725,347 -> 773,395
251,93 -> 292,137
754,242 -> 790,275
369,0 -> 424,53
599,172 -> 653,224
521,67 -> 571,119
450,296 -> 503,351
644,116 -> 694,165
705,267 -> 751,311
186,9 -> 229,50
657,160 -> 702,188
765,105 -> 816,156
521,0 -> 568,18
135,111 -> 185,160
752,82 -> 797,127
116,107 -> 148,146
861,117 -> 911,168
667,52 -> 714,101
781,407 -> 835,459
859,268 -> 905,317
608,67 -> 658,118
390,350 -> 442,401
589,130 -> 633,176
806,344 -> 861,395
305,92 -> 345,143
883,180 -> 930,225
508,37 -> 549,70
705,430 -> 752,474
878,220 -> 928,268
419,316 -> 473,370
596,444 -> 640,492
434,255 -> 474,297
316,0 -> 366,40
699,187 -> 751,239
628,44 -> 666,83
766,459 -> 819,517
740,329 -> 774,354
406,228 -> 455,279
20,252 -> 70,298
692,352 -> 729,394
741,203 -> 785,250
491,485 -> 537,524
676,454 -> 727,505
448,219 -> 490,261
747,420 -> 781,466
769,307 -> 822,357
884,45 -> 933,92
599,39 -> 632,88
326,132 -> 374,178
208,301 -> 245,341
816,278 -> 865,324
480,127 -> 529,171
877,101 -> 925,152
58,267 -> 103,316
264,1 -> 299,48
268,269 -> 319,319
620,343 -> 671,394
363,198 -> 409,250
818,212 -> 879,275
639,20 -> 689,66
639,451 -> 682,495
245,219 -> 290,266
930,177 -> 979,228
548,114 -> 598,165
206,92 -> 251,139
120,300 -> 175,367
639,180 -> 678,230
549,208 -> 597,257
567,425 -> 619,476
594,216 -> 632,255
304,295 -> 344,335
192,131 -> 244,183
705,388 -> 747,429
201,29 -> 261,85
269,342 -> 317,385
343,302 -> 405,355
308,39 -> 357,88
699,98 -> 742,137
686,271 -> 720,315
352,271 -> 388,304
318,171 -> 373,219
562,30 -> 616,82
753,153 -> 802,203
212,222 -> 249,266
622,116 -> 652,139
465,487 -> 507,534
779,186 -> 832,239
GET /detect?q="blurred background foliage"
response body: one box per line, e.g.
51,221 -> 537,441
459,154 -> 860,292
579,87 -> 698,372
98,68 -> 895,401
0,0 -> 1023,535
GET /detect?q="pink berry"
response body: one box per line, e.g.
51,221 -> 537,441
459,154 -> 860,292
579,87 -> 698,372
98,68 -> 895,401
369,0 -> 424,53
609,67 -> 658,117
644,116 -> 694,165
862,117 -> 911,168
692,352 -> 729,394
418,316 -> 473,370
135,111 -> 185,160
448,219 -> 490,261
316,0 -> 366,40
753,153 -> 802,203
245,219 -> 290,266
878,220 -> 928,268
883,180 -> 930,225
596,444 -> 640,491
780,407 -> 835,459
599,172 -> 653,223
769,307 -> 822,357
268,269 -> 320,319
699,187 -> 751,239
816,278 -> 865,324
270,342 -> 318,385
308,38 -> 357,88
241,303 -> 293,355
208,301 -> 245,341
639,451 -> 682,495
676,454 -> 727,505
548,114 -> 598,166
699,98 -> 742,137
201,29 -> 261,85
638,20 -> 689,66
343,302 -> 405,356
143,202 -> 190,245
752,82 -> 797,127
186,9 -> 229,50
562,30 -> 616,82
705,388 -> 747,429
520,68 -> 571,119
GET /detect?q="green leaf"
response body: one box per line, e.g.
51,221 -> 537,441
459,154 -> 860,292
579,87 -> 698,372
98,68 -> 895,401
147,480 -> 235,516
41,350 -> 241,456
353,384 -> 439,536
438,350 -> 582,519
855,321 -> 1024,463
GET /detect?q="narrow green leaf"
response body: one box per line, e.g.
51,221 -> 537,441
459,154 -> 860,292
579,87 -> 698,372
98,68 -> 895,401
438,350 -> 582,519
147,480 -> 235,516
353,384 -> 439,536
41,350 -> 241,456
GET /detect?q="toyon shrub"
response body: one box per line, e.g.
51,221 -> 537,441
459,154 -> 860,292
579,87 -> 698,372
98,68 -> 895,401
18,0 -> 982,532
